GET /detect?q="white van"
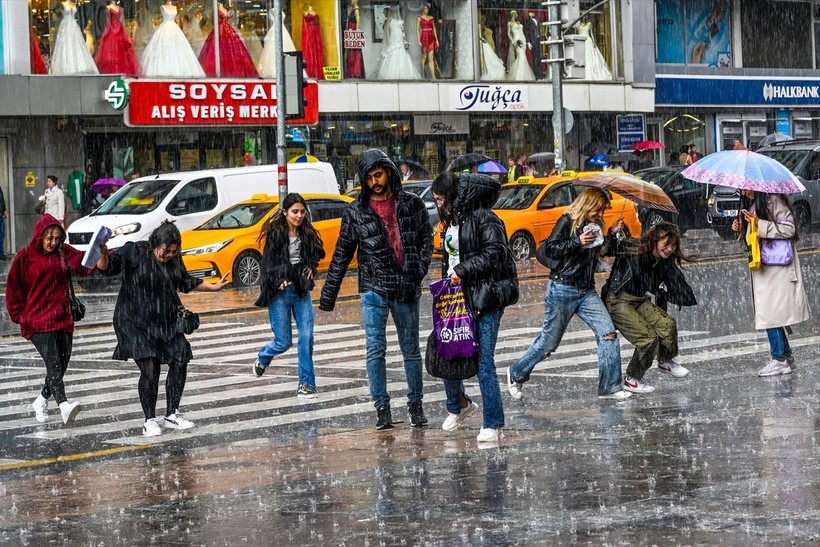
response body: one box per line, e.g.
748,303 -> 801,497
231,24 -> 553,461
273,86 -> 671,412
66,163 -> 338,252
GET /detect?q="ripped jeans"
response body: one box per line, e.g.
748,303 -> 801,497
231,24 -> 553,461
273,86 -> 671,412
509,280 -> 624,395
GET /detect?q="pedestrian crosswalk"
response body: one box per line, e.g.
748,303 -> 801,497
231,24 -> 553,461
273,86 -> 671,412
0,318 -> 812,455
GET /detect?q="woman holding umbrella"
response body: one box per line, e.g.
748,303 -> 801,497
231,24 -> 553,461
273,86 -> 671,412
732,191 -> 808,376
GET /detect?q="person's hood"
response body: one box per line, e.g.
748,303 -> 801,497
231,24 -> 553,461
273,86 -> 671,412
29,214 -> 65,254
453,173 -> 500,216
356,149 -> 401,204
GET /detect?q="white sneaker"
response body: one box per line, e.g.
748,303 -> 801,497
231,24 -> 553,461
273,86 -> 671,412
476,427 -> 503,443
507,367 -> 523,400
163,411 -> 196,430
32,395 -> 49,423
657,359 -> 690,378
757,359 -> 791,377
623,376 -> 656,394
599,390 -> 632,400
442,401 -> 479,431
143,418 -> 162,437
59,401 -> 81,426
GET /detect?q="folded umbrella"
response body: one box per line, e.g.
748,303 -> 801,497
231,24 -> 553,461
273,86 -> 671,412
445,153 -> 492,172
681,150 -> 806,194
572,173 -> 678,213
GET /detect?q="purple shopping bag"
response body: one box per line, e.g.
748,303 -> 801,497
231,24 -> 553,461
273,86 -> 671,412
430,279 -> 478,360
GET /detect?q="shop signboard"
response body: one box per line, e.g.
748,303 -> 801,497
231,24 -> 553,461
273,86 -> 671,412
413,114 -> 469,135
657,76 -> 820,107
124,80 -> 319,126
616,114 -> 645,151
449,84 -> 528,112
776,109 -> 792,136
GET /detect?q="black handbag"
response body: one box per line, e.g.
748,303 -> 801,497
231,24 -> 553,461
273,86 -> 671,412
535,238 -> 559,270
34,200 -> 45,214
175,305 -> 200,335
62,252 -> 85,322
424,331 -> 478,380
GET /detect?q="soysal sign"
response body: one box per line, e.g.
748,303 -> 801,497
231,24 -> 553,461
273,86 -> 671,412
451,85 -> 528,111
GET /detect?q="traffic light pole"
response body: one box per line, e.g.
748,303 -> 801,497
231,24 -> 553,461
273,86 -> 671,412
545,0 -> 565,171
274,0 -> 288,203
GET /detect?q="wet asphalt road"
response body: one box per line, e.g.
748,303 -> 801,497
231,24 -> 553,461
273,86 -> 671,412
0,230 -> 819,545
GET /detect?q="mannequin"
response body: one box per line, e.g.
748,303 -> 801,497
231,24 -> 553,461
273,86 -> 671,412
344,0 -> 365,78
301,5 -> 325,79
506,10 -> 534,81
199,3 -> 258,77
523,12 -> 542,80
478,12 -> 504,80
94,0 -> 141,75
576,18 -> 612,80
258,10 -> 296,78
416,2 -> 438,80
480,12 -> 495,50
375,5 -> 421,80
141,0 -> 205,78
50,0 -> 100,75
30,28 -> 48,74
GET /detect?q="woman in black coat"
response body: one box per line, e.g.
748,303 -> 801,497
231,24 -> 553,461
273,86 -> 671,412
98,221 -> 228,437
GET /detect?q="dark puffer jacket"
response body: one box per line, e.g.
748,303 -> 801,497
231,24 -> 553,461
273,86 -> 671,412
254,229 -> 325,307
451,174 -> 519,314
543,213 -> 618,290
319,149 -> 432,310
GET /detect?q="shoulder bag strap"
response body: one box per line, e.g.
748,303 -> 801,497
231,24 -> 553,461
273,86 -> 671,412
61,250 -> 77,302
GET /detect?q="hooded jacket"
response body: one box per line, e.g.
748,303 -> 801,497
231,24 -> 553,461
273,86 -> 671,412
319,149 -> 432,310
5,214 -> 88,339
451,174 -> 519,313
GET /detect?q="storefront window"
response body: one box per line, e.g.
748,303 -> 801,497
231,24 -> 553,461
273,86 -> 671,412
656,0 -> 731,67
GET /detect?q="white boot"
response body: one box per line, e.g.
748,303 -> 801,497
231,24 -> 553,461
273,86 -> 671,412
59,400 -> 81,426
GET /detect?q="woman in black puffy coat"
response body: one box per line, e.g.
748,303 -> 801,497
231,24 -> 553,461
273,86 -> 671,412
431,172 -> 518,444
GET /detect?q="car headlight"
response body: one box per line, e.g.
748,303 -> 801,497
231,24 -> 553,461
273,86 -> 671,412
110,222 -> 141,238
181,239 -> 234,256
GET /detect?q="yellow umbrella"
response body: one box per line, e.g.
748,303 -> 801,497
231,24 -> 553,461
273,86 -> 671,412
288,154 -> 320,163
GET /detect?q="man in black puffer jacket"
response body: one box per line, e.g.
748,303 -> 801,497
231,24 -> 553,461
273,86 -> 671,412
319,149 -> 433,430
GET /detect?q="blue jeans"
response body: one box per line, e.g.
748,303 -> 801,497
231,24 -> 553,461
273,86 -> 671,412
360,291 -> 424,409
258,285 -> 316,387
766,327 -> 792,361
444,308 -> 504,428
510,281 -> 623,396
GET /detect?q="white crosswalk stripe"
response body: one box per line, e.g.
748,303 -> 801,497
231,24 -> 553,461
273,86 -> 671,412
0,320 -> 810,448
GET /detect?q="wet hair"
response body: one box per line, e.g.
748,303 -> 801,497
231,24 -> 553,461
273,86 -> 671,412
566,188 -> 610,233
149,220 -> 181,249
625,221 -> 695,265
431,172 -> 460,228
40,225 -> 65,251
258,192 -> 322,250
741,192 -> 799,241
46,175 -> 58,184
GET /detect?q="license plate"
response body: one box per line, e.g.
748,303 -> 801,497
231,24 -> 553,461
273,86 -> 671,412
722,209 -> 738,217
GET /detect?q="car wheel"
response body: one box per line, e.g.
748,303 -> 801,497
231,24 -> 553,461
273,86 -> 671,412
509,231 -> 534,261
646,211 -> 665,228
794,201 -> 810,229
233,251 -> 262,287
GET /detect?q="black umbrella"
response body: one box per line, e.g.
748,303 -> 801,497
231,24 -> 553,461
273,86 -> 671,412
604,152 -> 639,164
582,142 -> 617,156
398,158 -> 429,179
445,153 -> 492,172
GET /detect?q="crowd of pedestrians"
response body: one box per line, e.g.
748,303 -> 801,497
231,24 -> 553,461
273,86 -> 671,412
4,149 -> 808,444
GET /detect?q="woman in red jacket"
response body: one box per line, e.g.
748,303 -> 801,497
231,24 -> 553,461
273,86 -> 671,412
5,214 -> 105,426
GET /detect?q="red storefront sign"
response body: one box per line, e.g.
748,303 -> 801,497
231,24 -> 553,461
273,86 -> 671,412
124,80 -> 319,126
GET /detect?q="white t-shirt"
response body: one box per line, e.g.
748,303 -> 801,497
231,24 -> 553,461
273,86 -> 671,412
444,224 -> 460,275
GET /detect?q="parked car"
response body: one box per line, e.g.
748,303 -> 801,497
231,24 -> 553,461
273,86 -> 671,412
633,166 -> 713,233
345,180 -> 438,231
180,193 -> 355,287
433,175 -> 642,261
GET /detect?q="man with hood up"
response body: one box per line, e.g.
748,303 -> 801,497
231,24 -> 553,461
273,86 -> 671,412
320,149 -> 433,430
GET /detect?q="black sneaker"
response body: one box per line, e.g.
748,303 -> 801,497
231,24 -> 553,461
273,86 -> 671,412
296,384 -> 318,399
253,359 -> 266,378
408,401 -> 428,427
376,405 -> 394,430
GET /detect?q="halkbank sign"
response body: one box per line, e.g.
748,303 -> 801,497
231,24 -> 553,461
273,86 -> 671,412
656,75 -> 820,107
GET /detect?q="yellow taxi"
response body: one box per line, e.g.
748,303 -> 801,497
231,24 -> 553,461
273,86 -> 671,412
180,193 -> 354,287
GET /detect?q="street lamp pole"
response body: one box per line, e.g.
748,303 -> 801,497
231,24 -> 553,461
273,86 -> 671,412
545,0 -> 565,171
274,0 -> 288,203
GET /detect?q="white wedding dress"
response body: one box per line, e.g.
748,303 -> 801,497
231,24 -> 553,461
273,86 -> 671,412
50,3 -> 99,75
258,10 -> 296,78
375,18 -> 421,80
480,38 -> 506,81
577,22 -> 612,80
506,22 -> 534,81
141,4 -> 205,78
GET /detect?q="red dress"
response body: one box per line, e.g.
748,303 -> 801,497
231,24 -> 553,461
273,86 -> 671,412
301,12 -> 325,79
419,17 -> 436,54
30,30 -> 47,74
344,8 -> 364,78
95,7 -> 141,76
199,10 -> 258,77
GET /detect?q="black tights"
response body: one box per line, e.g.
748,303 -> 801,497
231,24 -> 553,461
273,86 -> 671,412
134,357 -> 188,420
30,331 -> 73,405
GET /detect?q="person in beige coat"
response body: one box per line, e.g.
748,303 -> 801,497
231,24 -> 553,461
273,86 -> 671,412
732,191 -> 809,377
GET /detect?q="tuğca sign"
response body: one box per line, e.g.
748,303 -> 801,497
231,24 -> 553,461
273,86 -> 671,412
124,80 -> 319,126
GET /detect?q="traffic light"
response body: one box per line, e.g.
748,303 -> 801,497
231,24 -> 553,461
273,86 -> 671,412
563,34 -> 586,79
560,0 -> 581,25
283,51 -> 308,119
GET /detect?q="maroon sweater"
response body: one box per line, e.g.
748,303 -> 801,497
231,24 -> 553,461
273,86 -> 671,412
5,214 -> 90,339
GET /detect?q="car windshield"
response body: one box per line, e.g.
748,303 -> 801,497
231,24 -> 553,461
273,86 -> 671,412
758,149 -> 809,172
196,202 -> 277,229
402,184 -> 430,197
494,185 -> 545,210
93,179 -> 179,215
